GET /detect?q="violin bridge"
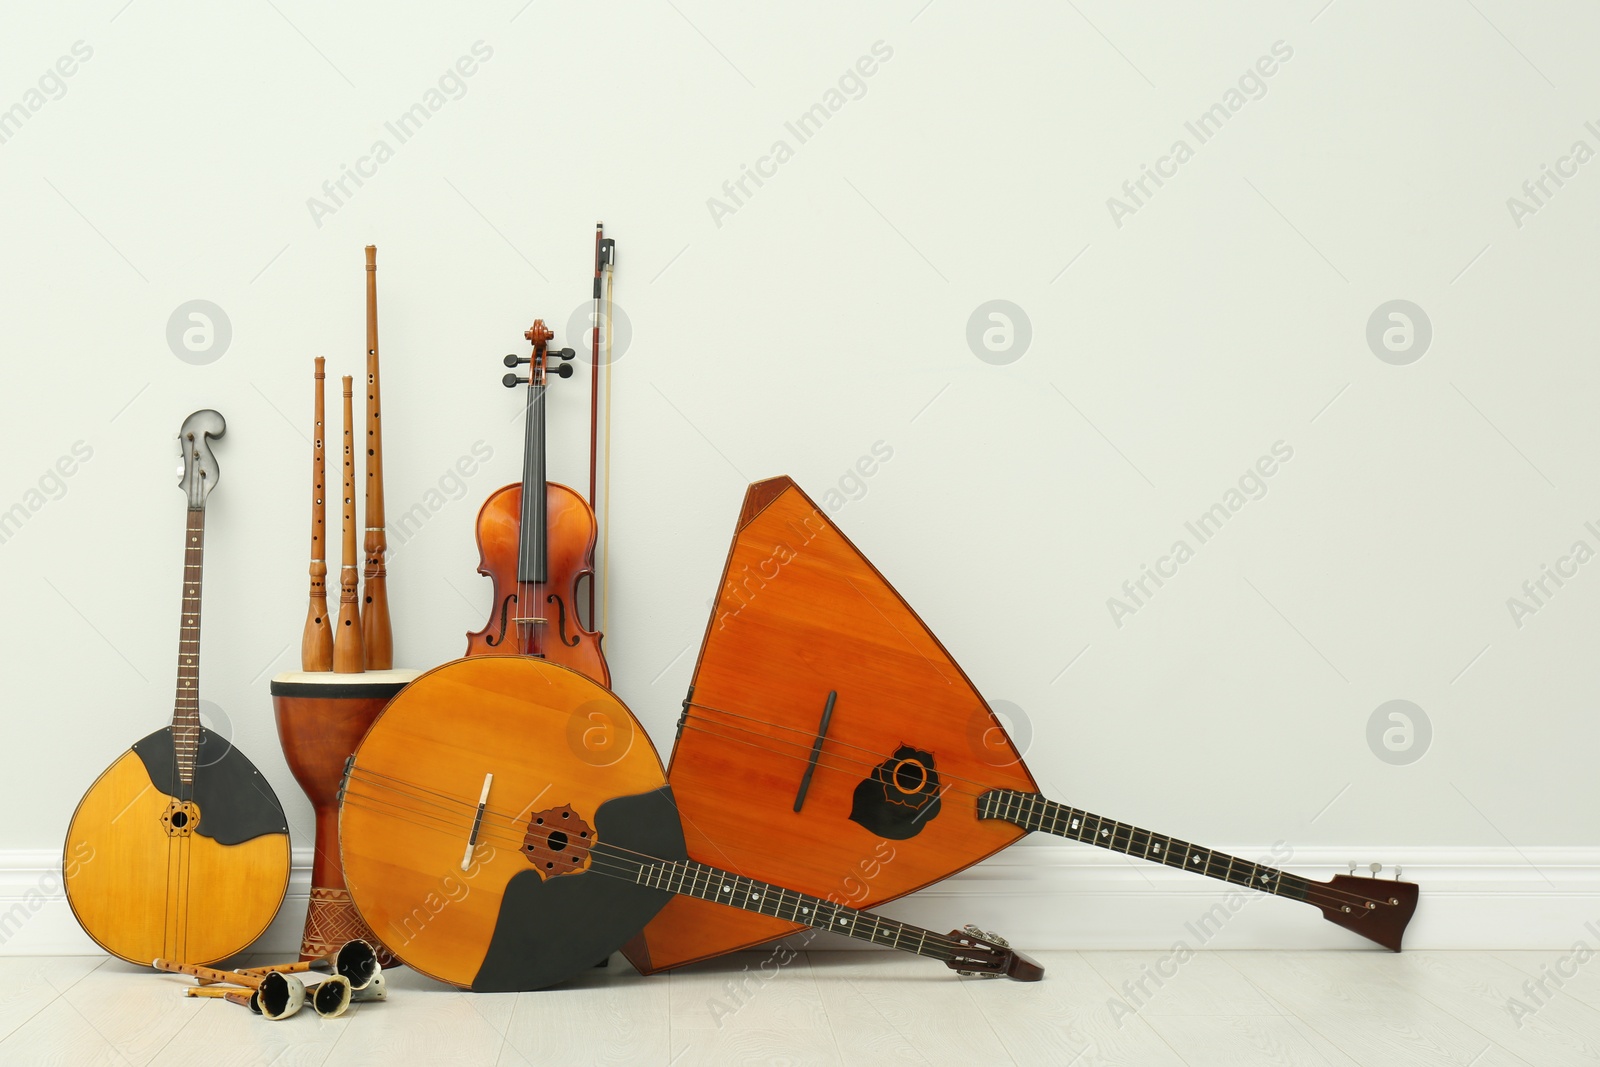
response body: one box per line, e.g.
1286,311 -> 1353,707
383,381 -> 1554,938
511,617 -> 548,625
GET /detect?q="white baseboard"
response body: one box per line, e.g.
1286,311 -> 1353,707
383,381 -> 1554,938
5,843 -> 1597,956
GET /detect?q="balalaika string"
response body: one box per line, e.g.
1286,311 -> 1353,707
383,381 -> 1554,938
669,701 -> 1402,916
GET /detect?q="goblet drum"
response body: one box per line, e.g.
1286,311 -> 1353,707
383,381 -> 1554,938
271,669 -> 419,962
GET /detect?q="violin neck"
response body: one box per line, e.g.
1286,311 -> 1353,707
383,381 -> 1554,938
171,506 -> 206,787
517,379 -> 548,584
979,790 -> 1313,901
627,853 -> 957,963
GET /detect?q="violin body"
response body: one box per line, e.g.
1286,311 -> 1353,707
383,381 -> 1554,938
465,480 -> 609,686
64,728 -> 291,965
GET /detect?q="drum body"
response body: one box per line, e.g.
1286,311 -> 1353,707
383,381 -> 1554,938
271,669 -> 419,962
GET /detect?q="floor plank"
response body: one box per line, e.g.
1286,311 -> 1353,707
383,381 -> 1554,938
0,950 -> 1586,1065
0,956 -> 105,1044
1144,1014 -> 1354,1067
500,956 -> 668,1065
1080,950 -> 1283,1017
1387,951 -> 1600,1067
149,995 -> 342,1067
60,961 -> 208,1066
810,951 -> 1011,1067
667,946 -> 827,1032
959,950 -> 1188,1066
1495,949 -> 1600,1013
0,996 -> 130,1067
667,1026 -> 843,1067
1221,952 -> 1527,1067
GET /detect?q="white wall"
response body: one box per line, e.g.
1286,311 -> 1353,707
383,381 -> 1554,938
2,1 -> 1597,950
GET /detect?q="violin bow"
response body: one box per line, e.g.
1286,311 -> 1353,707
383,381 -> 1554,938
588,222 -> 616,631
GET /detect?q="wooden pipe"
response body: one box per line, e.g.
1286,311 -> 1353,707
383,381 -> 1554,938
362,245 -> 393,669
302,357 -> 334,671
221,938 -> 381,991
184,986 -> 260,1013
333,376 -> 365,674
154,959 -> 304,1020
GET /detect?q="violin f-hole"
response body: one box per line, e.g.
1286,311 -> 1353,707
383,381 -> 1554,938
485,593 -> 517,648
547,594 -> 580,648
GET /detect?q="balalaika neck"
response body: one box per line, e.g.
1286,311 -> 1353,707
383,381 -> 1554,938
979,790 -> 1314,902
172,507 -> 207,786
517,380 -> 547,584
624,852 -> 959,963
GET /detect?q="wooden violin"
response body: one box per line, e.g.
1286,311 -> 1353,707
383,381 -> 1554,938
465,320 -> 608,686
621,477 -> 1419,975
336,655 -> 1040,990
63,411 -> 291,965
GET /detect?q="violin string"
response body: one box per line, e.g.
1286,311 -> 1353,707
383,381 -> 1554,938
671,715 -> 1399,913
338,789 -> 977,959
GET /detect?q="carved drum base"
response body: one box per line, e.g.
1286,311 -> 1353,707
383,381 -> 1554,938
301,886 -> 396,967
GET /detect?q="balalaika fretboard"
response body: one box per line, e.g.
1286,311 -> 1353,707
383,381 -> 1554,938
978,789 -> 1315,901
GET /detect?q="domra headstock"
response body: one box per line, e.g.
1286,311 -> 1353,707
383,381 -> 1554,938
945,925 -> 1043,982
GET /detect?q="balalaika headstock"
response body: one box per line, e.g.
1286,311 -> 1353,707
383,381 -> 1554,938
177,409 -> 226,510
945,925 -> 1043,981
503,319 -> 577,391
1313,871 -> 1420,952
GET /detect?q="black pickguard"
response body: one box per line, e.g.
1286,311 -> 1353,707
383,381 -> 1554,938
848,745 -> 942,840
471,785 -> 686,992
132,727 -> 289,845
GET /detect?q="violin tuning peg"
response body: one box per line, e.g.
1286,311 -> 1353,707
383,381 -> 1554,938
557,347 -> 576,361
554,363 -> 574,379
502,373 -> 528,388
503,354 -> 528,368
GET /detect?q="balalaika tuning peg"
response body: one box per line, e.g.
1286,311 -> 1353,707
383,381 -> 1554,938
503,354 -> 530,368
555,347 -> 576,361
554,363 -> 574,379
503,373 -> 528,388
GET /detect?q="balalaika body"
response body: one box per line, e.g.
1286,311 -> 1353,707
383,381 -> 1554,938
64,411 -> 290,965
622,477 -> 1418,975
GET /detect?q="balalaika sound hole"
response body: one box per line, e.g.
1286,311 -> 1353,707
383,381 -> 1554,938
522,804 -> 594,877
849,745 -> 943,840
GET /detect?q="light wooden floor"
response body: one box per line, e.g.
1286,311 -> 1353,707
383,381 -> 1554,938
0,949 -> 1594,1066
